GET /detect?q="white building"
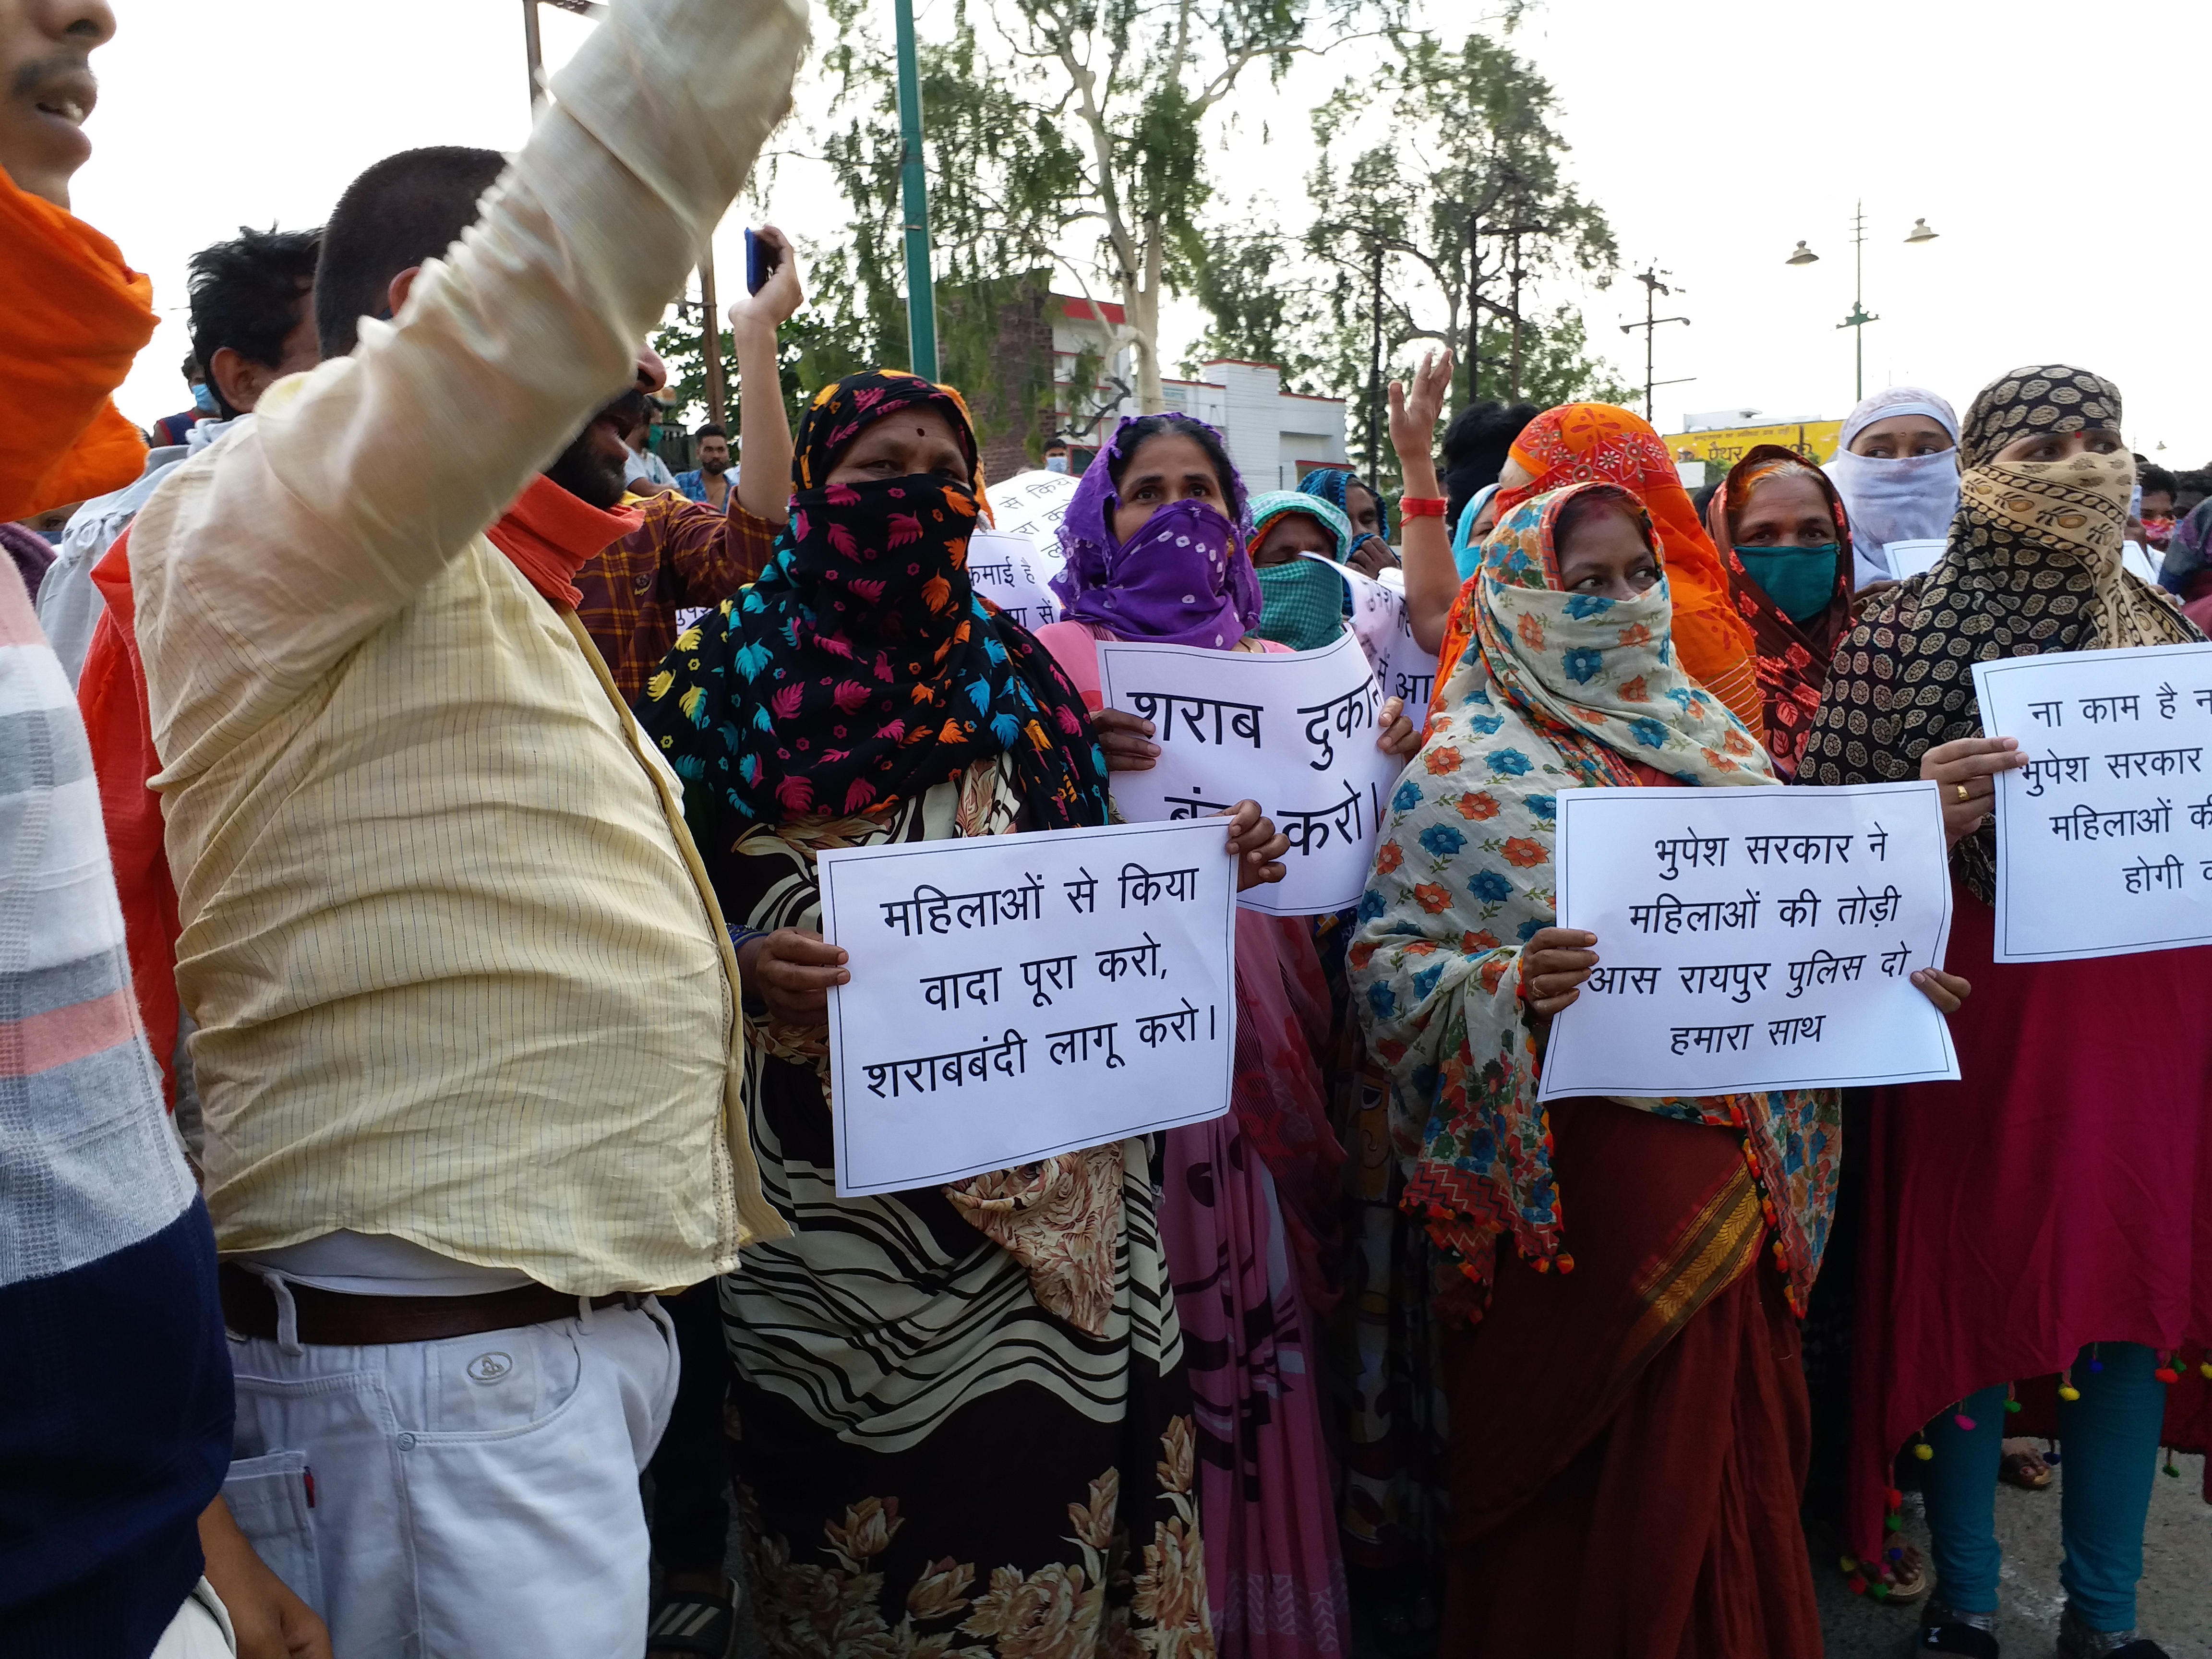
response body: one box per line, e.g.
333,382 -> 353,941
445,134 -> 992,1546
1052,296 -> 1349,492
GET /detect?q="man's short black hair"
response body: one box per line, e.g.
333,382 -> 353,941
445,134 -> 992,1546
188,227 -> 322,419
1441,399 -> 1540,526
2140,463 -> 2177,499
314,145 -> 507,357
697,423 -> 728,441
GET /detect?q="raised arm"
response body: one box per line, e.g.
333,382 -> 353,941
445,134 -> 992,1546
134,0 -> 809,744
1392,350 -> 1460,655
730,224 -> 802,526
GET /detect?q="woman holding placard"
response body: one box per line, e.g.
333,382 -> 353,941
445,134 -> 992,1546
1350,468 -> 1968,1655
1038,412 -> 1418,1659
1803,366 -> 2210,1659
638,371 -> 1291,1658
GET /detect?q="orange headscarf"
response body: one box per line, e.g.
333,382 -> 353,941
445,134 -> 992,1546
0,167 -> 156,521
1431,404 -> 1765,740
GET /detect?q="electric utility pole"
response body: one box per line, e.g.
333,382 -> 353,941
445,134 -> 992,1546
1838,200 -> 1878,404
1618,267 -> 1691,424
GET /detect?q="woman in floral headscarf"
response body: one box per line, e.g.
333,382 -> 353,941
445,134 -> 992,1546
641,372 -> 1290,1659
1037,412 -> 1415,1659
1803,366 -> 2212,1659
1350,465 -> 1967,1654
1419,401 -> 1765,741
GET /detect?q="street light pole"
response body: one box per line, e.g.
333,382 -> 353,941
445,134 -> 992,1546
893,0 -> 938,379
1837,199 -> 1879,404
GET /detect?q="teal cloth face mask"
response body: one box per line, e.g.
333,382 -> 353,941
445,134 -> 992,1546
1734,545 -> 1839,625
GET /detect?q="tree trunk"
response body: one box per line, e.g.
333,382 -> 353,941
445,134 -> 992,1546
1127,216 -> 1166,413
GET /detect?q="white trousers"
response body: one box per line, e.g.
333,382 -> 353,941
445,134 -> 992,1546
223,1298 -> 678,1659
150,1579 -> 237,1658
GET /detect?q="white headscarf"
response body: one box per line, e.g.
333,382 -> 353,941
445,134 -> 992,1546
1824,386 -> 1962,585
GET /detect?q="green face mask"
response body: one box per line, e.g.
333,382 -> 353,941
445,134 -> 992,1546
1253,557 -> 1349,652
1734,545 -> 1839,625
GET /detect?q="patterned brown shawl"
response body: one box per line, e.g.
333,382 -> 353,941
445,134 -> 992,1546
1801,365 -> 2200,902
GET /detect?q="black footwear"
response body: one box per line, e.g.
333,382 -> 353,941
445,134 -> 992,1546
2056,1607 -> 2171,1659
1911,1608 -> 1999,1658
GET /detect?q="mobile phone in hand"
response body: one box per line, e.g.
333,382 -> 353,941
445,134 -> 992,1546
744,228 -> 777,296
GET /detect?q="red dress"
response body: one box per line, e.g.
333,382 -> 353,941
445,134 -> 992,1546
1846,885 -> 2212,1560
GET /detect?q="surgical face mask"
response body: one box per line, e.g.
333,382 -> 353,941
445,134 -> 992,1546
1046,454 -> 1070,474
190,381 -> 219,415
1734,544 -> 1839,625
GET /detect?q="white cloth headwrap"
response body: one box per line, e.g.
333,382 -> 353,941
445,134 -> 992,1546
1825,386 -> 1963,585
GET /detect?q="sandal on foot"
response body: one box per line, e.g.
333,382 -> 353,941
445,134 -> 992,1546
1998,1448 -> 2055,1490
1913,1605 -> 1998,1658
646,1587 -> 735,1659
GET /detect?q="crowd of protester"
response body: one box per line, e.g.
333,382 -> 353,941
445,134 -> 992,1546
5,2 -> 2208,1658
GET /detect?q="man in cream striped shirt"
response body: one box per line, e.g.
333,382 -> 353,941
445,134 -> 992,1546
124,0 -> 808,1650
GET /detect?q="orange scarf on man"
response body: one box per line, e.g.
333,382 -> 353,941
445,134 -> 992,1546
0,166 -> 156,520
1432,403 -> 1766,741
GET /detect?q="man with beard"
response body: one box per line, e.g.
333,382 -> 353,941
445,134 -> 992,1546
121,0 -> 809,1650
675,421 -> 733,508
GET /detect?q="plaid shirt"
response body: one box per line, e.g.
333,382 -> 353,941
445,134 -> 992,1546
577,490 -> 777,705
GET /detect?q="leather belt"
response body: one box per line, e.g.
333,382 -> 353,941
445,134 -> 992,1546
219,1262 -> 639,1346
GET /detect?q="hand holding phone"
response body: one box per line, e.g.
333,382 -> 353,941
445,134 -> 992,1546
744,228 -> 780,296
729,226 -> 804,330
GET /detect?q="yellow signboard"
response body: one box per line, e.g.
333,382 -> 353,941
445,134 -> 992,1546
1661,421 -> 1844,470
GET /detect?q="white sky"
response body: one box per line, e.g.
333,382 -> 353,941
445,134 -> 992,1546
77,0 -> 2210,461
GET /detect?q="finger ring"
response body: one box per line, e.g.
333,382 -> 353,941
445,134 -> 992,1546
1954,783 -> 1970,803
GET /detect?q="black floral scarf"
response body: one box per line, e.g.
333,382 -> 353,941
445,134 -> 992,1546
639,370 -> 1108,844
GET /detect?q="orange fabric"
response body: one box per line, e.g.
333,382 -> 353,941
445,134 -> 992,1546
1434,405 -> 1764,741
0,168 -> 156,521
484,473 -> 641,607
81,527 -> 183,1108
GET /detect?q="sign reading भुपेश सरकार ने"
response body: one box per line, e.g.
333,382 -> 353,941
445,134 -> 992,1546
1095,627 -> 1407,917
1973,640 -> 2212,962
815,817 -> 1238,1197
1536,780 -> 1960,1100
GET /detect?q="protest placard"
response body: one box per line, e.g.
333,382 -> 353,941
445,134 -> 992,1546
1095,628 -> 1403,916
1885,539 -> 1947,580
984,469 -> 1081,549
1537,780 -> 1958,1099
964,529 -> 1065,633
1973,640 -> 2212,962
817,817 -> 1238,1196
1300,556 -> 1442,711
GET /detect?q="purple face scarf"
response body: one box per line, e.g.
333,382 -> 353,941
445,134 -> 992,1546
1051,414 -> 1262,649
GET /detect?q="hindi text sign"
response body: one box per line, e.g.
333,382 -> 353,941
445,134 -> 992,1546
964,528 -> 1066,634
817,818 -> 1238,1196
1096,628 -> 1402,916
1539,781 -> 1958,1098
1973,641 -> 2212,962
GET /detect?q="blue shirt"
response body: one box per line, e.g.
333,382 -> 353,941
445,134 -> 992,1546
674,467 -> 736,510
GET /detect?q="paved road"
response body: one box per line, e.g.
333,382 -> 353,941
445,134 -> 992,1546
1816,1453 -> 2211,1658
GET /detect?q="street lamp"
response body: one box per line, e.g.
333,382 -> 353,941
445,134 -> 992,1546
1785,204 -> 1936,402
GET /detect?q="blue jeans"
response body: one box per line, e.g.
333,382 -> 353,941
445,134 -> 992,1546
1918,1342 -> 2165,1630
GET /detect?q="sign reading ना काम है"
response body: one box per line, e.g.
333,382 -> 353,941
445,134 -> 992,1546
1094,627 -> 1406,918
1537,780 -> 1959,1100
816,817 -> 1238,1198
1973,640 -> 2212,963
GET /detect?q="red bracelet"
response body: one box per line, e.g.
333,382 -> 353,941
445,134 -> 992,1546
1400,496 -> 1448,519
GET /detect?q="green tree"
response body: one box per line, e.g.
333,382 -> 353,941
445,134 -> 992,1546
1287,27 -> 1621,429
802,0 -> 1401,417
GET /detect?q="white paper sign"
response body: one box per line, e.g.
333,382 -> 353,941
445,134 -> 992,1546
965,529 -> 1065,633
1095,628 -> 1402,917
1301,556 -> 1442,710
1885,539 -> 1948,579
1972,641 -> 2212,962
817,818 -> 1238,1196
985,469 -> 1081,548
1539,781 -> 1959,1098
